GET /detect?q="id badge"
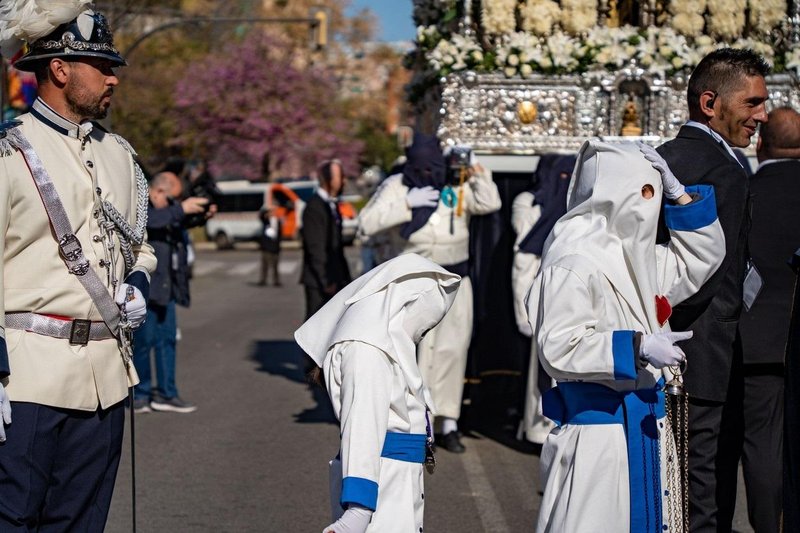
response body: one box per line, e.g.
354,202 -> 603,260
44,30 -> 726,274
743,260 -> 764,312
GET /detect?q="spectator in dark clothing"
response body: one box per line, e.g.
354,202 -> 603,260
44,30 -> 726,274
258,207 -> 282,286
300,159 -> 351,319
132,172 -> 210,414
739,107 -> 800,533
656,48 -> 770,532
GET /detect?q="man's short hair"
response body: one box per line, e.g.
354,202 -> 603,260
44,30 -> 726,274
687,48 -> 771,114
317,159 -> 342,185
759,107 -> 800,157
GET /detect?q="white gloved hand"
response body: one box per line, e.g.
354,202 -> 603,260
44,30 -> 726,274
115,284 -> 147,329
406,186 -> 440,209
0,382 -> 11,443
639,331 -> 693,369
322,505 -> 373,533
638,142 -> 686,200
518,321 -> 533,337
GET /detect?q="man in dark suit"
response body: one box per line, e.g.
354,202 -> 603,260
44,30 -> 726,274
656,48 -> 770,532
739,107 -> 800,532
301,159 -> 351,319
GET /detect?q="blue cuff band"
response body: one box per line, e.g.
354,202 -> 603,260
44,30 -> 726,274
125,271 -> 150,302
664,185 -> 718,231
0,337 -> 8,378
612,330 -> 637,380
341,476 -> 378,511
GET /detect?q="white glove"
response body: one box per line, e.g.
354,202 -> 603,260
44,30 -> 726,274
115,283 -> 147,329
0,382 -> 11,442
406,186 -> 440,209
322,505 -> 373,533
518,321 -> 533,337
639,331 -> 693,369
638,142 -> 686,200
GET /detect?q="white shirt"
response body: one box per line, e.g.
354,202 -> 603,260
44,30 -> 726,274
685,120 -> 743,167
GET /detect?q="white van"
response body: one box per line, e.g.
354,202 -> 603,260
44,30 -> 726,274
204,181 -> 269,249
204,179 -> 359,249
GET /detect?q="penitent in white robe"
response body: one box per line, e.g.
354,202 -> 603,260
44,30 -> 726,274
324,341 -> 428,533
295,253 -> 460,532
530,141 -> 725,533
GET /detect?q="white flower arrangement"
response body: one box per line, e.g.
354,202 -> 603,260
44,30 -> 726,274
481,0 -> 517,36
749,0 -> 787,35
407,0 -> 794,95
520,0 -> 561,37
785,44 -> 800,74
707,0 -> 747,40
561,0 -> 598,36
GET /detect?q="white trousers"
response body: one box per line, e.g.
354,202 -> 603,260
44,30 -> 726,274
417,276 -> 473,420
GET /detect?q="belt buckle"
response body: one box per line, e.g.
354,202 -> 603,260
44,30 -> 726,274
69,319 -> 92,345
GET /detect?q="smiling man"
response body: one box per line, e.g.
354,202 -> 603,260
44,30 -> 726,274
656,48 -> 770,532
0,5 -> 155,530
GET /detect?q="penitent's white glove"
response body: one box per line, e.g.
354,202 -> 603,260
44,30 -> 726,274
518,321 -> 533,337
406,186 -> 440,209
115,284 -> 147,329
638,142 -> 686,201
0,382 -> 11,442
639,331 -> 693,369
322,505 -> 373,533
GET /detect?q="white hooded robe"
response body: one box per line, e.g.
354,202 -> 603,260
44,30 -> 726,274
530,141 -> 725,533
295,254 -> 460,532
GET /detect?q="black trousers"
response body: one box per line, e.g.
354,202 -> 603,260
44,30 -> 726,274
741,366 -> 783,533
259,251 -> 280,285
0,401 -> 125,531
304,285 -> 332,320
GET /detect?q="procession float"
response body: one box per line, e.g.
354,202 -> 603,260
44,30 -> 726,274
406,0 -> 800,160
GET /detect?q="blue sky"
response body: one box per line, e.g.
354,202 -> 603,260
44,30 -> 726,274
347,0 -> 416,42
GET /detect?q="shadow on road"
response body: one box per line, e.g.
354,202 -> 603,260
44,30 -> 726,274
250,339 -> 337,425
461,375 -> 542,456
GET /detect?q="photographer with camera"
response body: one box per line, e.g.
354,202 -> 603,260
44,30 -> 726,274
131,171 -> 214,414
181,159 -> 221,228
358,134 -> 501,452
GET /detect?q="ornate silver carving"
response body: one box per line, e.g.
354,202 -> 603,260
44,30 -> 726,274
437,70 -> 799,155
36,32 -> 121,55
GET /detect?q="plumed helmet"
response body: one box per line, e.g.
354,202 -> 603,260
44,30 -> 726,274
1,2 -> 126,72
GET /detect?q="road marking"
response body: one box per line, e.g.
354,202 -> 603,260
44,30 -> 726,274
278,260 -> 299,275
460,446 -> 511,532
229,261 -> 259,276
192,260 -> 226,277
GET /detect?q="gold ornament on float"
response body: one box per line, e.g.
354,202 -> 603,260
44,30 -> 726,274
620,95 -> 643,136
517,100 -> 537,124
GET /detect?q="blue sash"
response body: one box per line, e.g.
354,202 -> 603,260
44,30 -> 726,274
380,432 -> 426,463
543,381 -> 666,533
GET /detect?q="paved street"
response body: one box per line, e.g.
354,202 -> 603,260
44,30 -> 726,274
105,246 -> 754,532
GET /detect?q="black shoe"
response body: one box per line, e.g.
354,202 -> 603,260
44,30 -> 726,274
439,431 -> 465,453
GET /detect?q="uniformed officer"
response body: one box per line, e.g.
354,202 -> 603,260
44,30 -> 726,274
0,4 -> 156,529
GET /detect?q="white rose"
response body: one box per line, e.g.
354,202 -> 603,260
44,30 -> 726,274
520,63 -> 533,77
671,56 -> 685,69
508,53 -> 520,66
504,66 -> 518,77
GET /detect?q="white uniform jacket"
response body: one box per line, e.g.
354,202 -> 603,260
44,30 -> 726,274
532,187 -> 725,532
358,170 -> 501,266
0,106 -> 156,411
325,341 -> 428,533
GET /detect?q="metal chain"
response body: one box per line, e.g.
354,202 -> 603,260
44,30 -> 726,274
665,399 -> 678,531
681,392 -> 690,533
100,161 -> 148,271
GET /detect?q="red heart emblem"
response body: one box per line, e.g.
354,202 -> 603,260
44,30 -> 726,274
655,295 -> 672,327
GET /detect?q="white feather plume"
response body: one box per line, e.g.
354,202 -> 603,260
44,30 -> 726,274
0,0 -> 92,59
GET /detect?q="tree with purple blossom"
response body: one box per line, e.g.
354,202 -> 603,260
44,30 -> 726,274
173,31 -> 363,180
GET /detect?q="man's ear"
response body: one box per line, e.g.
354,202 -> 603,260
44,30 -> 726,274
48,58 -> 70,85
699,91 -> 717,120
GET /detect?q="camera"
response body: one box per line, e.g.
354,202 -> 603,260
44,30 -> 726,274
446,146 -> 472,184
183,162 -> 222,228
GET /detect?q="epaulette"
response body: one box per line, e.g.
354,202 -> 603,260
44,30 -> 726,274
109,132 -> 138,157
0,120 -> 22,157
